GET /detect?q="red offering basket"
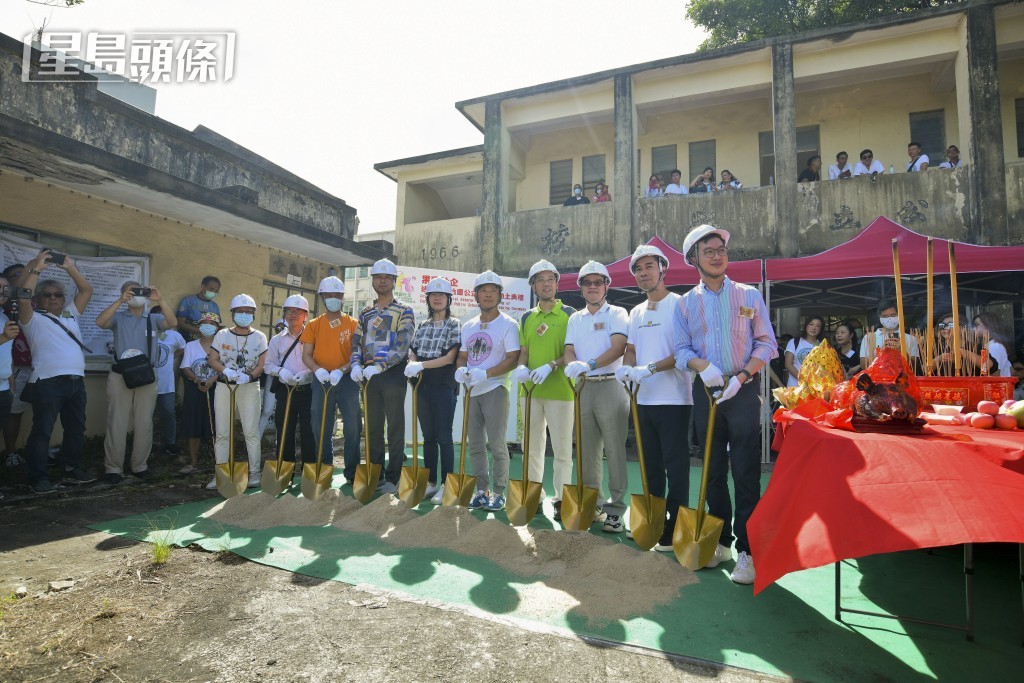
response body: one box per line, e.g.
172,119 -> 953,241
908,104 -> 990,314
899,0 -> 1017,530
915,376 -> 1018,409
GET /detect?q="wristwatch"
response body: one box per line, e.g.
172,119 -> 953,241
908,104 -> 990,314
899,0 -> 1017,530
587,359 -> 597,371
647,362 -> 658,375
737,369 -> 752,383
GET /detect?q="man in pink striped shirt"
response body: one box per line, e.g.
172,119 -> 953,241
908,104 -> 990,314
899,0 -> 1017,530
673,225 -> 776,585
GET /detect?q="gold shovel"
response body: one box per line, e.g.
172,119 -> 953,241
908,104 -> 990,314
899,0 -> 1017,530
301,381 -> 335,500
215,381 -> 247,499
398,376 -> 429,507
673,386 -> 725,570
561,376 -> 599,531
261,380 -> 296,496
352,378 -> 382,504
506,383 -> 543,526
443,384 -> 476,507
626,380 -> 667,551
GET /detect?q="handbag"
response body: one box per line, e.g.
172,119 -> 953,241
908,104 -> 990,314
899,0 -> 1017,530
269,333 -> 303,392
112,316 -> 156,389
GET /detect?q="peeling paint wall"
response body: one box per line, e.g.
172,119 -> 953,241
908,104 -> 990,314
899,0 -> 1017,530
395,216 -> 482,273
498,203 -> 616,276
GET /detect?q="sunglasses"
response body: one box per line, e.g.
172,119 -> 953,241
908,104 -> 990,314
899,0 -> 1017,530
580,279 -> 605,288
40,292 -> 65,299
937,322 -> 955,330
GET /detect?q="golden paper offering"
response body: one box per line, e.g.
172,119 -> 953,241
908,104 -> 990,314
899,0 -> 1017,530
772,341 -> 846,409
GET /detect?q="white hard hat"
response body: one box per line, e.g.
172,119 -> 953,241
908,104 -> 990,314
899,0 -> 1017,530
370,259 -> 398,277
425,277 -> 453,296
318,276 -> 345,293
528,259 -> 559,284
230,293 -> 256,310
577,260 -> 611,287
682,225 -> 731,266
474,270 -> 503,290
282,294 -> 310,312
629,244 -> 670,273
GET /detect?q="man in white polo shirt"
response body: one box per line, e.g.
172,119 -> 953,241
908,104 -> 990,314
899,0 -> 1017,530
563,261 -> 630,532
17,248 -> 96,494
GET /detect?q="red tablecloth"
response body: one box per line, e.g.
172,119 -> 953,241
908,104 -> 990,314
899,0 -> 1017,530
748,421 -> 1024,594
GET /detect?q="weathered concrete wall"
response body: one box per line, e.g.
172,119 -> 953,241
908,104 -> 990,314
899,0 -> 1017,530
516,123 -> 614,211
396,216 -> 483,273
498,203 -> 616,276
1006,161 -> 1024,242
0,41 -> 355,238
404,182 -> 450,224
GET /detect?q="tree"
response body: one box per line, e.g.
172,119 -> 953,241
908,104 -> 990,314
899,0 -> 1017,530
686,0 -> 966,51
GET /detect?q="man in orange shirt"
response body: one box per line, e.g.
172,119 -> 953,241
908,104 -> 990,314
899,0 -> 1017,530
301,276 -> 360,483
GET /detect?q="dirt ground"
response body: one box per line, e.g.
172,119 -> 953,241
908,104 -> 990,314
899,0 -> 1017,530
0,466 -> 785,683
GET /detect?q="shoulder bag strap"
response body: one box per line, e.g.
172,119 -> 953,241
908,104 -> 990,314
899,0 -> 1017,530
40,312 -> 90,353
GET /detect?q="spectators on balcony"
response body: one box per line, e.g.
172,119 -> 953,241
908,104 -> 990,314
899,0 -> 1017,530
798,156 -> 822,183
717,170 -> 742,191
854,149 -> 885,176
906,142 -> 929,172
690,167 -> 717,193
563,184 -> 590,207
665,169 -> 688,195
593,182 -> 611,203
938,145 -> 963,169
645,174 -> 663,198
829,151 -> 853,180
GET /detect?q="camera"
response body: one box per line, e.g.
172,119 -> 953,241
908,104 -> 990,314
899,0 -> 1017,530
48,251 -> 66,265
131,287 -> 152,297
1,286 -> 32,299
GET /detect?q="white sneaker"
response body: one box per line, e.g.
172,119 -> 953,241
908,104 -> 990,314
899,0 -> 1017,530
730,551 -> 755,585
205,478 -> 217,490
247,475 -> 260,489
424,482 -> 441,499
705,544 -> 733,569
430,484 -> 444,505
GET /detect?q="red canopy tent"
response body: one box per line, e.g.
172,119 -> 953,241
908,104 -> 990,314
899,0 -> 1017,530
764,216 -> 1024,281
557,235 -> 764,292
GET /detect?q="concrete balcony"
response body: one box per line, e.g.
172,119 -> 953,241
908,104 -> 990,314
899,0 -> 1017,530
394,215 -> 482,272
497,202 -> 617,274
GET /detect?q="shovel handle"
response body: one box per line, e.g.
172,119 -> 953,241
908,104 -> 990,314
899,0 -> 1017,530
695,385 -> 720,533
570,376 -> 586,495
457,383 -> 473,476
625,380 -> 653,501
313,381 -> 333,471
520,383 -> 535,486
409,377 -> 420,475
274,383 -> 297,467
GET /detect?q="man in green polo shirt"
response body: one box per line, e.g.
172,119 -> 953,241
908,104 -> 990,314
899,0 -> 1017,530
512,260 -> 576,520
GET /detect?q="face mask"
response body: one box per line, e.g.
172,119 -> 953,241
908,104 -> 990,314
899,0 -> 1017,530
233,313 -> 254,327
574,188 -> 582,196
128,296 -> 147,308
199,324 -> 217,337
324,298 -> 343,313
203,290 -> 217,301
879,316 -> 899,330
649,181 -> 658,188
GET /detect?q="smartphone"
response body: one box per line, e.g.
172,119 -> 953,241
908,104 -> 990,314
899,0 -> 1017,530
131,287 -> 152,297
48,251 -> 66,265
0,285 -> 8,298
17,288 -> 32,299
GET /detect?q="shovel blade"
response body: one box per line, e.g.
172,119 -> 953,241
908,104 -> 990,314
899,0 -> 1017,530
300,462 -> 334,501
560,484 -> 600,531
398,466 -> 429,507
442,472 -> 476,507
672,506 -> 726,570
628,493 -> 668,551
215,462 -> 248,499
261,461 -> 294,497
505,479 -> 543,526
352,462 -> 382,504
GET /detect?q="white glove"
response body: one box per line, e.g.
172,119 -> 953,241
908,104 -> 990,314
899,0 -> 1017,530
614,366 -> 632,384
717,375 -> 743,403
564,360 -> 589,380
699,363 -> 725,387
349,365 -> 364,382
314,367 -> 330,384
293,370 -> 309,385
235,372 -> 251,385
222,368 -> 239,382
266,365 -> 280,377
329,369 -> 344,385
454,367 -> 470,385
530,363 -> 553,384
362,365 -> 381,381
278,368 -> 294,385
468,367 -> 487,386
512,365 -> 532,384
630,365 -> 655,383
404,361 -> 424,378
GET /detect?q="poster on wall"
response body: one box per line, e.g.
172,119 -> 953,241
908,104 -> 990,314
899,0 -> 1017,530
0,233 -> 149,367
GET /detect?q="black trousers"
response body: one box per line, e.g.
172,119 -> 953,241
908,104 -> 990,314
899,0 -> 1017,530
273,383 -> 314,463
636,403 -> 693,529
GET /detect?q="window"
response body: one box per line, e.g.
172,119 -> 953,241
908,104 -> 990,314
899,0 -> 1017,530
0,223 -> 143,258
758,126 -> 820,185
1015,99 -> 1024,157
549,159 -> 572,205
909,110 -> 945,167
651,145 -> 677,187
582,155 -> 606,193
688,140 -> 716,182
261,280 -> 319,339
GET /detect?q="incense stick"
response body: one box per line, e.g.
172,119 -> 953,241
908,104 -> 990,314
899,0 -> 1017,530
891,239 -> 908,360
926,238 -> 934,375
949,242 -> 961,376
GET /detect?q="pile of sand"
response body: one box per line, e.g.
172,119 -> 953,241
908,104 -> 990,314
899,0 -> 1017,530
207,492 -> 696,622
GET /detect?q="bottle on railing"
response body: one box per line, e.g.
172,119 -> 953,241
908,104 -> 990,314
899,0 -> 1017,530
889,164 -> 895,175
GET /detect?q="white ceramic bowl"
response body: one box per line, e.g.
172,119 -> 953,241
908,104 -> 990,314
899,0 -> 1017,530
931,404 -> 964,416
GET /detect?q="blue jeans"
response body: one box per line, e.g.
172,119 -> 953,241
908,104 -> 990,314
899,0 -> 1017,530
309,374 -> 361,478
26,375 -> 87,485
156,392 -> 177,446
417,383 -> 456,484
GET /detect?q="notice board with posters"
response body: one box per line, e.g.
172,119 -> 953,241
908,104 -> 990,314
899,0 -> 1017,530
391,265 -> 532,444
0,232 -> 149,370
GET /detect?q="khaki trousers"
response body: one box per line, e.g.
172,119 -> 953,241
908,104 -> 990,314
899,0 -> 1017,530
520,396 -> 573,500
103,373 -> 158,474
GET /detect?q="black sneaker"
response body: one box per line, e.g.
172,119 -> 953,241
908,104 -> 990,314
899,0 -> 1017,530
103,473 -> 123,485
62,468 -> 97,485
553,500 -> 562,522
131,469 -> 150,479
30,479 -> 57,494
164,444 -> 181,456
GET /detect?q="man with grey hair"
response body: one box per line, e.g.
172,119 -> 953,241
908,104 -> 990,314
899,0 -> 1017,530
17,249 -> 95,494
95,280 -> 178,484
